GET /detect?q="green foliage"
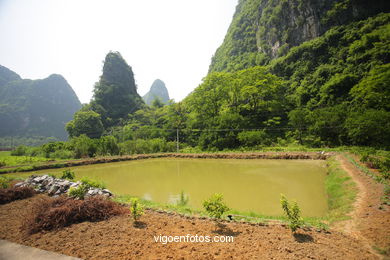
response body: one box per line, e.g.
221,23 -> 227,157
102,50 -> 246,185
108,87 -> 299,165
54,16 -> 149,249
97,136 -> 119,156
130,197 -> 144,222
68,177 -> 105,199
90,51 -> 144,128
280,194 -> 304,232
119,138 -> 176,155
345,109 -> 390,148
11,145 -> 28,156
0,176 -> 21,189
177,191 -> 189,207
71,134 -> 97,158
202,193 -> 229,219
68,184 -> 89,200
66,110 -> 104,139
61,169 -> 75,180
80,177 -> 106,189
325,158 -> 356,222
238,130 -> 269,147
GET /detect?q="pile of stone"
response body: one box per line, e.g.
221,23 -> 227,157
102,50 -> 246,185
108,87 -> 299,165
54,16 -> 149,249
14,175 -> 113,198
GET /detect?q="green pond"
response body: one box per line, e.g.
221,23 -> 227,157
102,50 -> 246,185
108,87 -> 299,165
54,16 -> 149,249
18,158 -> 328,217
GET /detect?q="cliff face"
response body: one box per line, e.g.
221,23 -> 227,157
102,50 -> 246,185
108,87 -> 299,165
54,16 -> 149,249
0,66 -> 81,139
209,0 -> 389,72
143,79 -> 170,105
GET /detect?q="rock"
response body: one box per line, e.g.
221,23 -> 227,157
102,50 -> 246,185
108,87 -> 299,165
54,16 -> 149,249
14,182 -> 25,188
48,185 -> 60,196
20,175 -> 113,198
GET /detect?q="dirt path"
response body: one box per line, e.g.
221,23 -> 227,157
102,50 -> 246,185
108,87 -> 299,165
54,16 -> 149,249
335,154 -> 390,258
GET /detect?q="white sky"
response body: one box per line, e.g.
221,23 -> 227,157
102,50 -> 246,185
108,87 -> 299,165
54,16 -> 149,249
0,0 -> 237,103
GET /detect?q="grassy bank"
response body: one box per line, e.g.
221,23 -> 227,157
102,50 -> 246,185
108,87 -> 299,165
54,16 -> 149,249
0,151 -> 330,174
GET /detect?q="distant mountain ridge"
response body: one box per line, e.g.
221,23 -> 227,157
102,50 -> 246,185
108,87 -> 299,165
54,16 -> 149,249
0,65 -> 81,140
143,79 -> 170,105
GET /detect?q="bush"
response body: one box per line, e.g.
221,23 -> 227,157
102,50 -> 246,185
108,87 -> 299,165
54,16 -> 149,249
0,160 -> 6,167
68,184 -> 89,200
71,134 -> 97,158
61,169 -> 75,180
238,130 -> 269,147
97,136 -> 119,156
11,145 -> 28,156
23,196 -> 127,234
0,187 -> 35,204
80,177 -> 106,189
130,198 -> 144,222
202,193 -> 229,219
280,194 -> 304,232
50,149 -> 74,159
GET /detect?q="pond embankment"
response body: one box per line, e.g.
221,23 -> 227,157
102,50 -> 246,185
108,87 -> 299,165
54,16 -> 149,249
1,151 -> 331,174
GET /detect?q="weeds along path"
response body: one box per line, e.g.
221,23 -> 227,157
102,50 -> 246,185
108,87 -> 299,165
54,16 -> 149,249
336,154 -> 389,258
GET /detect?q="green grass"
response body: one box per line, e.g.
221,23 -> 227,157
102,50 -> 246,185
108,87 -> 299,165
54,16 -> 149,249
0,151 -> 51,167
323,157 -> 357,223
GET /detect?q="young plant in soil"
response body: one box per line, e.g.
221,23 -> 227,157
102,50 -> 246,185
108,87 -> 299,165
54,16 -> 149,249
280,194 -> 304,233
130,198 -> 144,224
203,193 -> 229,220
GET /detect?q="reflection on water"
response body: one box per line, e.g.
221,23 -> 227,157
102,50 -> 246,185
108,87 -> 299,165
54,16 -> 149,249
29,158 -> 328,217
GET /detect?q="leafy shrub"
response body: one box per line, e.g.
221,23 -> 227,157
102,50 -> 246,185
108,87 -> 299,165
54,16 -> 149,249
202,193 -> 229,219
50,149 -> 74,159
280,194 -> 304,232
68,184 -> 89,200
80,177 -> 106,189
130,198 -> 144,222
238,130 -> 269,147
23,196 -> 127,234
0,160 -> 6,167
97,136 -> 119,156
0,186 -> 35,204
71,134 -> 97,158
11,145 -> 28,156
0,176 -> 12,188
61,169 -> 75,180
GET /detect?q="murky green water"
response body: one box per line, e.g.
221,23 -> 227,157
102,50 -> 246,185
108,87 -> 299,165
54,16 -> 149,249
16,158 -> 328,216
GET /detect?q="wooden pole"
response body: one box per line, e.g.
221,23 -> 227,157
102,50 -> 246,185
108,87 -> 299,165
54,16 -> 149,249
176,128 -> 179,153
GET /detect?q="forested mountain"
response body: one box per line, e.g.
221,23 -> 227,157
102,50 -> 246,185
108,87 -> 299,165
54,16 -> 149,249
143,79 -> 170,106
209,0 -> 390,72
0,65 -> 81,140
66,51 -> 145,138
177,0 -> 389,149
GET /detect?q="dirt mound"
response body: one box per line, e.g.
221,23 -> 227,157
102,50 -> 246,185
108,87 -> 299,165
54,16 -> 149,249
0,186 -> 35,204
23,196 -> 128,234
